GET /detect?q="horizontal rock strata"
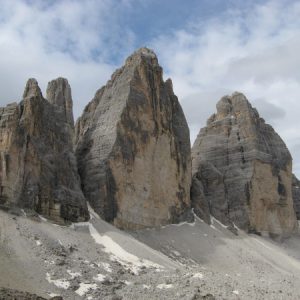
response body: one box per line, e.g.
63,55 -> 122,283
191,92 -> 297,237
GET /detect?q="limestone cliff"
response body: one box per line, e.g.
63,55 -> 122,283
0,78 -> 88,222
46,77 -> 74,127
76,47 -> 191,229
292,174 -> 300,220
191,92 -> 297,237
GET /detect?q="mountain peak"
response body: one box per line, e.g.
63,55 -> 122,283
23,78 -> 43,99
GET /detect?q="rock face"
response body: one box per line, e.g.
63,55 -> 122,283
76,47 -> 191,229
292,174 -> 300,220
191,92 -> 297,237
0,78 -> 88,222
46,77 -> 74,127
0,288 -> 50,300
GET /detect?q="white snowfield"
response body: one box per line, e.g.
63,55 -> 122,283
88,222 -> 162,274
71,205 -> 173,275
46,273 -> 70,289
75,282 -> 97,296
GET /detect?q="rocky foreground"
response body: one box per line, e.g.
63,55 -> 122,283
0,209 -> 300,299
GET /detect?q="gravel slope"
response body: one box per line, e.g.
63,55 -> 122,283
0,209 -> 300,299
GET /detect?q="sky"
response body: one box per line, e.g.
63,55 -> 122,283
1,0 -> 300,175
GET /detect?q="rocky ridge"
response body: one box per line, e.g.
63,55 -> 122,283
191,92 -> 298,238
0,78 -> 88,223
75,47 -> 192,229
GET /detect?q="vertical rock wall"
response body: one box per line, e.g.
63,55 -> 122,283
292,174 -> 300,220
76,48 -> 191,229
0,78 -> 88,222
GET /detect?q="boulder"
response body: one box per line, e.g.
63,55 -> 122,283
191,92 -> 297,237
75,48 -> 191,229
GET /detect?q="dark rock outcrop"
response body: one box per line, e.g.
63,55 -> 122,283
292,174 -> 300,220
0,78 -> 88,223
191,92 -> 297,237
0,288 -> 63,300
76,47 -> 191,229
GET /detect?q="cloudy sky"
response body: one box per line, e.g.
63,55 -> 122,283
1,0 -> 300,175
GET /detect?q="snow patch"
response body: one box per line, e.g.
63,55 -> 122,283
157,283 -> 173,289
48,293 -> 60,297
88,223 -> 162,274
192,273 -> 204,279
38,215 -> 48,222
98,262 -> 112,273
211,217 -> 228,229
75,283 -> 98,296
171,221 -> 195,227
233,290 -> 239,295
93,274 -> 106,282
46,273 -> 70,289
171,250 -> 181,256
192,209 -> 205,223
44,260 -> 55,265
143,284 -> 151,289
233,223 -> 240,231
252,237 -> 273,251
88,204 -> 100,220
35,240 -> 42,246
67,270 -> 81,279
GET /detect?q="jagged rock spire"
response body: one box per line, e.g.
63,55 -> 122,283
0,78 -> 88,223
23,78 -> 43,99
46,77 -> 74,127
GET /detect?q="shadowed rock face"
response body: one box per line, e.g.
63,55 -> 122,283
0,78 -> 88,223
191,92 -> 297,237
76,47 -> 191,229
292,174 -> 300,220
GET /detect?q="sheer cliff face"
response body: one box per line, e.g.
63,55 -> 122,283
292,174 -> 300,220
46,77 -> 75,127
0,78 -> 88,223
192,92 -> 297,237
76,48 -> 191,229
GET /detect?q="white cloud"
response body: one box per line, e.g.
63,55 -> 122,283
0,0 -> 135,116
152,0 -> 300,176
1,0 -> 300,176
